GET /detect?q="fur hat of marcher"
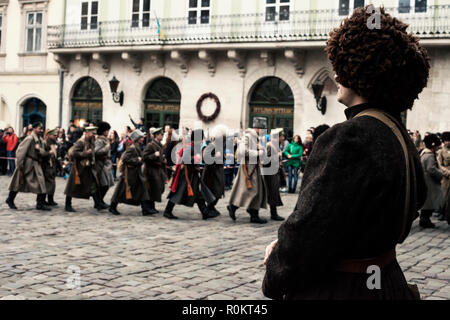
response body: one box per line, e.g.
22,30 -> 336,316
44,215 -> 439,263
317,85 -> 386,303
97,122 -> 111,135
423,134 -> 442,149
130,129 -> 145,142
442,131 -> 450,142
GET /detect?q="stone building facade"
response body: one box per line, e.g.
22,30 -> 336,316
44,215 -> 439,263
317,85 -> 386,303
0,0 -> 64,131
1,0 -> 448,135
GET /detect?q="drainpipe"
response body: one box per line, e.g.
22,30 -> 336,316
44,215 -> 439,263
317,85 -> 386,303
58,70 -> 64,128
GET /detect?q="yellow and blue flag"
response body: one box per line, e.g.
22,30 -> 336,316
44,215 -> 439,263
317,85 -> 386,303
155,13 -> 166,41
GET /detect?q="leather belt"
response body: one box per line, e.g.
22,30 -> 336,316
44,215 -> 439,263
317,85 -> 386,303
336,248 -> 396,273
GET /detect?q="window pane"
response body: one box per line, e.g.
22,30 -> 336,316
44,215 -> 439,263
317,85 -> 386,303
143,13 -> 150,27
201,0 -> 210,7
36,13 -> 43,25
0,15 -> 3,27
280,0 -> 290,2
399,0 -> 410,13
415,0 -> 427,12
144,0 -> 151,11
91,16 -> 98,29
189,0 -> 198,8
265,7 -> 276,21
131,14 -> 139,27
280,5 -> 290,21
133,0 -> 140,12
339,0 -> 350,15
354,0 -> 365,8
81,16 -> 88,30
35,27 -> 42,51
266,0 -> 276,4
91,1 -> 98,15
26,28 -> 34,51
81,2 -> 88,15
188,10 -> 197,24
201,10 -> 209,24
28,13 -> 34,25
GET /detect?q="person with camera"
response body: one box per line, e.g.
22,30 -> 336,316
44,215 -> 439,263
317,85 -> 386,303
2,127 -> 18,176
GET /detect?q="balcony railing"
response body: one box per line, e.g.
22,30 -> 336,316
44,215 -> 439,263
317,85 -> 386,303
48,5 -> 450,49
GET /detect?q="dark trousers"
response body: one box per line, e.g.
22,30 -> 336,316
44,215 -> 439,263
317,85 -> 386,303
7,151 -> 15,175
224,167 -> 234,188
0,155 -> 7,175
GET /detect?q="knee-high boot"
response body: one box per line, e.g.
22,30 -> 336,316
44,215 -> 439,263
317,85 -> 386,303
270,205 -> 284,221
6,191 -> 18,209
36,194 -> 51,211
247,208 -> 267,224
65,196 -> 76,212
47,194 -> 58,206
163,201 -> 178,220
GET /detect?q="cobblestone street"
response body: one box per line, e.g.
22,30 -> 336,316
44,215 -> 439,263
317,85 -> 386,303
0,176 -> 449,300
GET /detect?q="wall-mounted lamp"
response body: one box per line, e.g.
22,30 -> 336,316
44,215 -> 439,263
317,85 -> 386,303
311,80 -> 327,115
109,76 -> 124,106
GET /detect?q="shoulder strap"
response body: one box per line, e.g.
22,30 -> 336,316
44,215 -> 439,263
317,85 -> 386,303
355,109 -> 417,244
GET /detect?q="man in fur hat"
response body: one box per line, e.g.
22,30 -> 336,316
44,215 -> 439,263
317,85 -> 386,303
227,118 -> 268,224
263,6 -> 430,300
64,126 -> 106,212
109,129 -> 152,216
95,121 -> 114,207
5,122 -> 51,211
143,127 -> 167,214
42,127 -> 59,206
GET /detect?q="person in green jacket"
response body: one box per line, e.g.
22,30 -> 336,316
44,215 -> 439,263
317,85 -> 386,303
284,135 -> 303,193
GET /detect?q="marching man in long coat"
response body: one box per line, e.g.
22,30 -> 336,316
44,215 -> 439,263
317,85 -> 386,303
42,128 -> 59,207
109,129 -> 152,216
263,128 -> 285,221
163,129 -> 217,220
5,122 -> 51,211
201,125 -> 227,217
95,122 -> 114,207
227,118 -> 268,224
143,127 -> 167,215
64,126 -> 107,212
437,132 -> 450,224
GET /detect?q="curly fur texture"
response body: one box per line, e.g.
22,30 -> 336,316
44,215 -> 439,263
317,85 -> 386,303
325,5 -> 431,113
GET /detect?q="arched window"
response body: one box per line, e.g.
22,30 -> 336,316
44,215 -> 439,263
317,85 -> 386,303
22,97 -> 47,130
144,77 -> 181,129
249,77 -> 294,138
71,77 -> 103,126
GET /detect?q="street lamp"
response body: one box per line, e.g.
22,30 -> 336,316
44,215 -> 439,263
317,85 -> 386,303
109,76 -> 124,106
311,80 -> 327,115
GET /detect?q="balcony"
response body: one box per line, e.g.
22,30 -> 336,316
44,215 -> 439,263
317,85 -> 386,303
48,5 -> 450,50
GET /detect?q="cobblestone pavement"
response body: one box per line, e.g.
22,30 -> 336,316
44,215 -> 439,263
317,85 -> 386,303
0,176 -> 449,300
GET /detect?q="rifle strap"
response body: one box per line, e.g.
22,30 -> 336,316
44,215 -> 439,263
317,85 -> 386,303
355,108 -> 416,243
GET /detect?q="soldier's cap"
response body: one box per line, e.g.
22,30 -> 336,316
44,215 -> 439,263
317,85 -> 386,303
47,128 -> 58,136
85,126 -> 98,133
151,127 -> 163,135
130,129 -> 145,142
32,122 -> 43,129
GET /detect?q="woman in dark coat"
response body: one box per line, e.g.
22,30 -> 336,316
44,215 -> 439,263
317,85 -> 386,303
109,129 -> 151,216
263,129 -> 285,221
263,6 -> 430,300
163,129 -> 217,220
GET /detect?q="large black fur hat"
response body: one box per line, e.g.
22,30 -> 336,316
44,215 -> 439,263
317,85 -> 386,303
97,121 -> 111,135
424,134 -> 442,149
442,131 -> 450,142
